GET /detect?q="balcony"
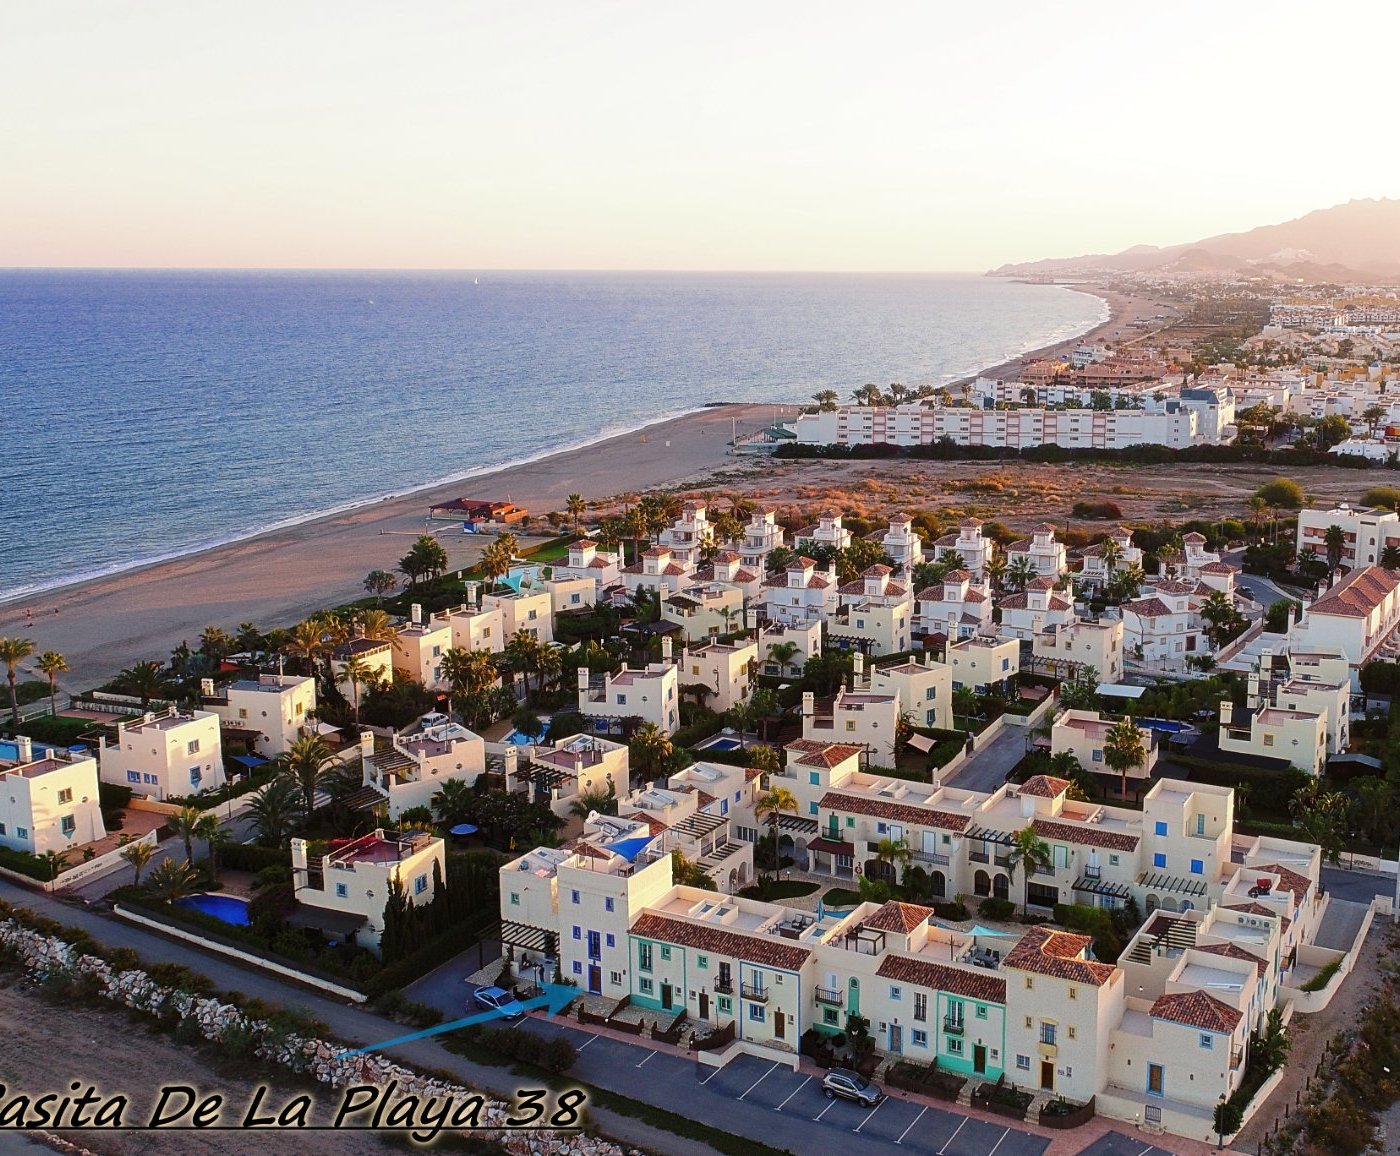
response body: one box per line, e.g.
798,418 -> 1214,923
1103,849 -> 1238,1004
714,977 -> 734,994
741,983 -> 770,1004
943,1018 -> 964,1036
969,851 -> 990,864
1083,865 -> 1101,880
815,987 -> 843,1007
1031,864 -> 1057,878
911,849 -> 950,866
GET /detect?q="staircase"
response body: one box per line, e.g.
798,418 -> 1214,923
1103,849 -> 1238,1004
1126,915 -> 1197,964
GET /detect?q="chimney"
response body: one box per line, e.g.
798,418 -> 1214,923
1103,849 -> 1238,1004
466,581 -> 479,607
802,691 -> 814,719
578,667 -> 591,692
661,636 -> 673,661
200,678 -> 215,697
853,651 -> 865,682
17,735 -> 33,763
359,730 -> 374,758
411,603 -> 422,626
502,746 -> 518,777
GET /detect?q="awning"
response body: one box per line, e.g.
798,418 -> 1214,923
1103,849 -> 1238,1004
499,920 -> 557,953
315,722 -> 342,736
1097,683 -> 1147,699
230,754 -> 268,769
450,823 -> 479,836
808,837 -> 854,856
905,733 -> 934,753
1137,870 -> 1209,897
964,824 -> 1016,846
777,814 -> 819,834
607,835 -> 654,863
1073,874 -> 1133,899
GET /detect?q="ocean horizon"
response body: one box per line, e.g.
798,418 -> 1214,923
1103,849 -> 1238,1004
0,270 -> 1106,603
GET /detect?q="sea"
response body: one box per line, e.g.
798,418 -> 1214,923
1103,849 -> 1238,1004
0,270 -> 1106,603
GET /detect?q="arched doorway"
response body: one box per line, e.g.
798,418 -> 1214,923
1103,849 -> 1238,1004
866,858 -> 896,886
847,977 -> 861,1017
931,871 -> 946,898
974,870 -> 991,897
1162,896 -> 1180,913
993,874 -> 1010,901
1146,894 -> 1160,914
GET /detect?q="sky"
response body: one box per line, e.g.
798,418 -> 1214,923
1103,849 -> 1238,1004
2,1 -> 1396,271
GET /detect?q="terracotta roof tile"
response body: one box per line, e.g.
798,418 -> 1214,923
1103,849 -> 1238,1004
1150,990 -> 1241,1033
786,740 -> 864,769
1308,566 -> 1400,619
1121,596 -> 1173,618
820,790 -> 971,832
1251,862 -> 1313,899
1002,926 -> 1116,987
863,901 -> 935,934
629,912 -> 812,972
876,955 -> 1007,1003
1031,818 -> 1140,852
1193,942 -> 1267,978
1021,775 -> 1071,799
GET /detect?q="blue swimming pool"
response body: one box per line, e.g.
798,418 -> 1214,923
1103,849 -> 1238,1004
698,736 -> 743,751
1138,718 -> 1193,734
0,739 -> 60,762
176,894 -> 251,926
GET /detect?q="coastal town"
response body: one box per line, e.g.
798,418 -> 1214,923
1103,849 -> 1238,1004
7,265 -> 1400,1156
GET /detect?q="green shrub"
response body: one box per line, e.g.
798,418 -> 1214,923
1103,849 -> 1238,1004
978,897 -> 1015,921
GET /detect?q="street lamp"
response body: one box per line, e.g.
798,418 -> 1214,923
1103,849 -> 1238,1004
1215,1092 -> 1226,1150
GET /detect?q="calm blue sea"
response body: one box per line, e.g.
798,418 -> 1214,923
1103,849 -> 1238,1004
0,271 -> 1105,601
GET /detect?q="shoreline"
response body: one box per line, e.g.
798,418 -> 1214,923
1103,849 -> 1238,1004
1,287 -> 1135,690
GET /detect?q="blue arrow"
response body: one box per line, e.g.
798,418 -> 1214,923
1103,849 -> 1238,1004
343,984 -> 577,1056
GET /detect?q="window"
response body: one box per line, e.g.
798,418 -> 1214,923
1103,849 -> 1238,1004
718,996 -> 732,1014
845,721 -> 855,732
946,1037 -> 963,1055
1091,749 -> 1103,762
638,943 -> 653,972
187,739 -> 200,756
809,772 -> 821,786
913,993 -> 927,1022
912,1029 -> 928,1047
606,934 -> 615,948
509,891 -> 520,906
1016,1054 -> 1031,1071
1067,1026 -> 1077,1040
144,773 -> 158,784
1040,1023 -> 1057,1046
616,694 -> 626,705
889,985 -> 902,1001
414,874 -> 428,895
1068,987 -> 1077,1001
571,890 -> 580,905
1153,852 -> 1167,869
1025,1016 -> 1033,1029
1154,821 -> 1168,836
749,1003 -> 765,1022
1025,978 -> 1034,991
56,789 -> 72,805
610,971 -> 622,986
335,883 -> 349,898
1190,858 -> 1204,875
696,954 -> 708,969
572,926 -> 581,940
639,978 -> 653,994
1200,1034 -> 1213,1050
16,827 -> 27,839
60,815 -> 76,836
1109,854 -> 1120,867
846,817 -> 855,828
605,897 -> 615,912
1263,733 -> 1274,747
975,1005 -> 987,1020
1196,814 -> 1206,835
1147,1063 -> 1164,1096
126,770 -> 141,784
189,767 -> 202,786
823,1008 -> 839,1025
660,946 -> 672,961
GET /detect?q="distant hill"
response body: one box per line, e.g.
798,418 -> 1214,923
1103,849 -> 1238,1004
992,199 -> 1400,282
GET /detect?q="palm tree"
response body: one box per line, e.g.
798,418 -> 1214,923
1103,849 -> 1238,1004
628,722 -> 674,782
755,786 -> 799,878
1199,590 -> 1243,650
766,640 -> 799,677
34,650 -> 69,717
39,849 -> 70,882
235,622 -> 265,657
1006,556 -> 1036,593
246,778 -> 306,847
276,733 -> 340,816
749,687 -> 780,742
479,540 -> 514,591
1322,524 -> 1347,571
363,569 -> 398,606
984,550 -> 1006,595
118,660 -> 169,709
284,620 -> 327,677
504,629 -> 542,699
171,806 -> 205,865
199,626 -> 234,664
952,686 -> 979,728
357,609 -> 399,644
812,389 -> 839,412
0,636 -> 36,724
568,782 -> 618,820
1246,496 -> 1268,538
440,647 -> 498,714
1383,544 -> 1400,571
1099,537 -> 1123,578
873,836 -> 912,884
120,840 -> 155,887
339,653 -> 373,723
196,814 -> 229,881
1103,715 -> 1146,797
534,644 -> 563,699
566,493 -> 586,534
147,859 -> 200,903
1005,825 -> 1053,914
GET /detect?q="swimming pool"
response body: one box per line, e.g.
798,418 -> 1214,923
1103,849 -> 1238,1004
697,736 -> 743,752
504,718 -> 550,746
1138,718 -> 1194,734
0,740 -> 60,762
176,894 -> 251,926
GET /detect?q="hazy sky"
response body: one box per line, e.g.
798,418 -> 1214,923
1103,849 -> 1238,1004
3,1 -> 1394,270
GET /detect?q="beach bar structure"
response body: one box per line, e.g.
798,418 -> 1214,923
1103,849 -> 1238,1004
428,497 -> 527,525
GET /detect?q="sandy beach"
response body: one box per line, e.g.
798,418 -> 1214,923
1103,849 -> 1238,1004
1,284 -> 1153,691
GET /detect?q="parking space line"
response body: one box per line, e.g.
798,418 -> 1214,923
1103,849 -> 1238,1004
986,1126 -> 1010,1156
776,1075 -> 810,1111
851,1097 -> 885,1133
813,1099 -> 837,1122
738,1062 -> 780,1101
634,1051 -> 656,1068
699,1064 -> 724,1084
894,1105 -> 926,1144
575,1035 -> 597,1051
937,1117 -> 966,1154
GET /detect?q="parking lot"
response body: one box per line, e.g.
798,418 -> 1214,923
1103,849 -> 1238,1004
1074,1134 -> 1178,1156
524,1017 -> 1052,1156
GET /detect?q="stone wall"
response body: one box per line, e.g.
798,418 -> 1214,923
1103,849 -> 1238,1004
0,917 -> 626,1156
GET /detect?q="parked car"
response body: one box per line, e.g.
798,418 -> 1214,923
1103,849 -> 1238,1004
473,985 -> 525,1019
822,1068 -> 883,1106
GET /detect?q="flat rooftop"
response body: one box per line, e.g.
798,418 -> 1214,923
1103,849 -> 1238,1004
126,712 -> 205,733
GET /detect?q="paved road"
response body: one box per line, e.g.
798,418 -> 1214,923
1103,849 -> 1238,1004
1076,1134 -> 1177,1156
0,879 -> 710,1156
944,725 -> 1029,793
1314,897 -> 1372,950
1322,864 -> 1396,904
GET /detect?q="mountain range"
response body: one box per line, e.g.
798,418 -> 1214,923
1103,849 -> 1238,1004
991,198 -> 1400,282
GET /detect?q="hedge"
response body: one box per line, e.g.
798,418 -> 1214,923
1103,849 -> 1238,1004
219,843 -> 292,874
362,911 -> 498,998
0,846 -> 50,881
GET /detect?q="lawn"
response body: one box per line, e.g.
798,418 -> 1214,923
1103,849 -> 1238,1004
822,886 -> 863,907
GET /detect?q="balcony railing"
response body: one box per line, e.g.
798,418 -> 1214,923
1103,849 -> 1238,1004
741,983 -> 769,1004
943,1018 -> 964,1036
814,987 -> 843,1007
1031,864 -> 1057,878
993,853 -> 1013,867
910,849 -> 950,866
969,851 -> 990,864
1083,865 -> 1101,880
714,977 -> 734,994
